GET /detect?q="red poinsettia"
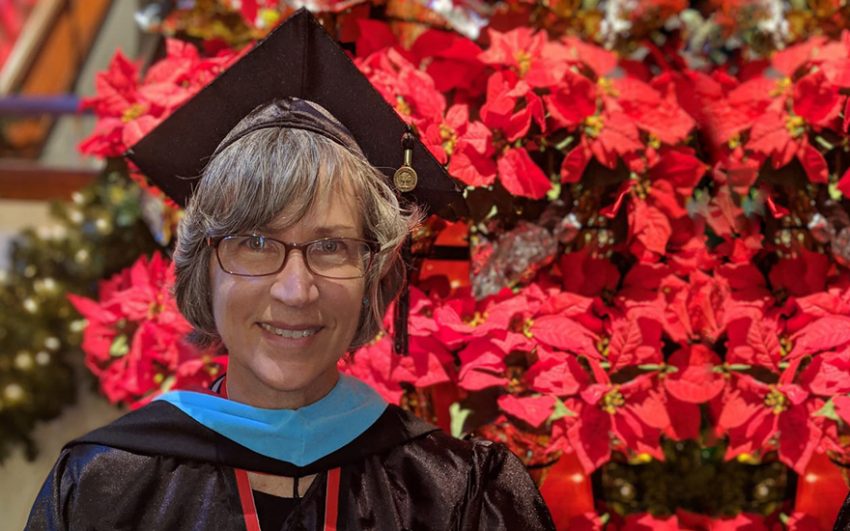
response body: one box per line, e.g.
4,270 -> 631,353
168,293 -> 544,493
69,254 -> 224,407
79,39 -> 239,159
569,370 -> 670,472
717,371 -> 824,474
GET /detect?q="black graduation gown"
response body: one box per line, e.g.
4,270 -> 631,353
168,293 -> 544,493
26,401 -> 555,530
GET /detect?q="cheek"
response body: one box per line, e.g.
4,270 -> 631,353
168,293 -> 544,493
336,281 -> 367,331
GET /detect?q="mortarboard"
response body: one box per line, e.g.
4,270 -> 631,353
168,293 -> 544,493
126,8 -> 467,221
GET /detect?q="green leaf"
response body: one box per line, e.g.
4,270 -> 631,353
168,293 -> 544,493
546,181 -> 562,202
741,188 -> 765,217
109,335 -> 129,358
829,181 -> 845,201
814,398 -> 841,422
555,135 -> 575,151
449,402 -> 472,438
815,135 -> 835,151
548,398 -> 576,423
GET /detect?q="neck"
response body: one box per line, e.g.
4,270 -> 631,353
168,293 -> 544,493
224,371 -> 340,409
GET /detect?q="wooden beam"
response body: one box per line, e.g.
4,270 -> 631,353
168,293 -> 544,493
0,161 -> 97,200
0,0 -> 65,95
2,0 -> 114,157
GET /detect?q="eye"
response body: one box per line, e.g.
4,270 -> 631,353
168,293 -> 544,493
243,235 -> 267,251
315,239 -> 344,254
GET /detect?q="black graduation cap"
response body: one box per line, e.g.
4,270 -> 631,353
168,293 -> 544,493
126,8 -> 467,221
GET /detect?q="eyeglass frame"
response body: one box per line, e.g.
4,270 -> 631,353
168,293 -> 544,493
207,234 -> 381,280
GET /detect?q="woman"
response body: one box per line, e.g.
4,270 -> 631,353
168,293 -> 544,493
27,10 -> 554,531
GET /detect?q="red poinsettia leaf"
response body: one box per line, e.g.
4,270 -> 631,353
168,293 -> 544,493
798,141 -> 829,183
345,338 -> 403,404
771,37 -> 827,76
793,71 -> 841,124
457,339 -> 508,391
614,77 -> 695,144
527,347 -> 589,396
497,147 -> 552,199
538,290 -> 595,317
392,336 -> 451,387
532,314 -> 599,357
560,141 -> 592,183
545,72 -> 596,129
355,18 -> 398,57
568,404 -> 612,472
68,293 -> 118,324
460,118 -> 492,155
821,52 -> 850,88
559,249 -> 620,296
448,147 -> 497,188
778,402 -> 821,474
790,315 -> 850,358
726,315 -> 782,370
648,179 -> 688,220
597,110 -> 643,158
717,385 -> 762,431
834,395 -> 850,425
562,37 -> 618,75
607,316 -> 663,371
412,27 -> 483,64
665,345 -> 726,403
801,351 -> 850,395
769,250 -> 830,297
497,394 -> 556,428
628,201 -> 672,256
665,396 -> 701,441
648,147 -> 706,194
747,111 -> 791,159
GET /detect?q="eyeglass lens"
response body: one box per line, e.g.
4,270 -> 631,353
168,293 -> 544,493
217,235 -> 373,279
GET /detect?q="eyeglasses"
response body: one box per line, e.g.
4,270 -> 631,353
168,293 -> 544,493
208,234 -> 380,279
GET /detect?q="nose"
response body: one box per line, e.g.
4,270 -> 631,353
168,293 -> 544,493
268,249 -> 319,307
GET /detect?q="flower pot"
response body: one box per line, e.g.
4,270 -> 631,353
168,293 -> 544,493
794,452 -> 850,530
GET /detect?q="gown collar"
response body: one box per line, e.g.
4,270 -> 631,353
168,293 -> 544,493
154,374 -> 387,466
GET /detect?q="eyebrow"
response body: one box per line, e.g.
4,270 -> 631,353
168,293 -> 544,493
256,224 -> 361,237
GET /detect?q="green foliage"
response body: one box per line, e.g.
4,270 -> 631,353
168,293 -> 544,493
595,439 -> 793,518
0,160 -> 165,461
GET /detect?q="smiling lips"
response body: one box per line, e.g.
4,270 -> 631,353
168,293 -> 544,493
258,322 -> 322,339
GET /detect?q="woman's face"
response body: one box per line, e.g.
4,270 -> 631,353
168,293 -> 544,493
209,187 -> 366,409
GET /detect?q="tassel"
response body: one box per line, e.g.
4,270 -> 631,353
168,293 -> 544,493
393,236 -> 412,355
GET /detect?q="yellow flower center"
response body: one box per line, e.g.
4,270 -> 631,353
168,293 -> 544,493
514,50 -> 532,78
779,337 -> 792,357
597,336 -> 610,357
785,114 -> 805,137
522,318 -> 534,339
466,311 -> 487,327
771,77 -> 791,97
584,114 -> 604,137
602,386 -> 625,414
728,134 -> 741,149
764,386 -> 788,414
121,103 -> 145,123
396,96 -> 411,116
440,123 -> 458,156
597,77 -> 616,96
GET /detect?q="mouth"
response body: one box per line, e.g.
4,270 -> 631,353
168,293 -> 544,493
258,322 -> 322,339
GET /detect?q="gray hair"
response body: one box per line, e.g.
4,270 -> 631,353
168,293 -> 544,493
173,110 -> 419,349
